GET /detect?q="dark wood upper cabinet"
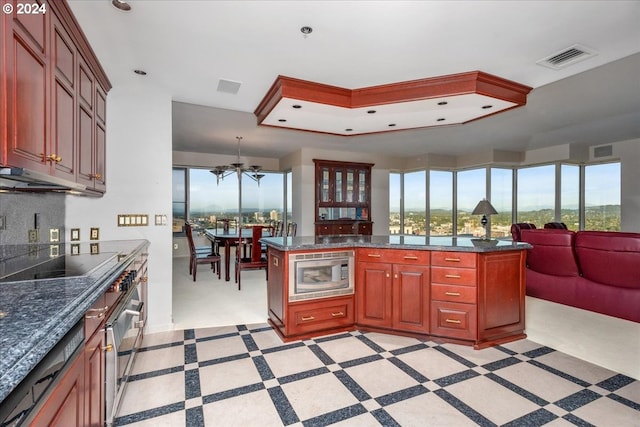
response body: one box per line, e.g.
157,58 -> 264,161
0,0 -> 111,194
314,159 -> 374,236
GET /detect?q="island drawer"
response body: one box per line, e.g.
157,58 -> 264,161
431,267 -> 477,286
356,248 -> 430,265
431,252 -> 476,268
431,283 -> 476,303
287,296 -> 354,335
430,301 -> 477,341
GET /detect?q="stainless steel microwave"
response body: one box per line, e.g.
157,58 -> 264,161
288,250 -> 354,301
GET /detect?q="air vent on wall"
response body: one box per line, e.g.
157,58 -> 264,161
537,44 -> 597,70
593,145 -> 613,158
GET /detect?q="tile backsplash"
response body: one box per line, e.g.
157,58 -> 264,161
0,193 -> 65,245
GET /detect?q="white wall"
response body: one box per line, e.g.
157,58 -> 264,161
614,139 -> 640,231
66,82 -> 174,333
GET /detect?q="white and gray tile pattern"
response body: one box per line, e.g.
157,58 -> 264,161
115,324 -> 640,426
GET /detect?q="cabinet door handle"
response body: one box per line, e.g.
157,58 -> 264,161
445,319 -> 462,324
367,254 -> 381,258
85,312 -> 105,319
403,256 -> 418,260
445,291 -> 461,296
102,344 -> 113,352
331,312 -> 344,317
444,257 -> 461,262
301,316 -> 315,321
445,274 -> 461,279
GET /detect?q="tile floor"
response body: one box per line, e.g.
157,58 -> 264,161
114,323 -> 640,426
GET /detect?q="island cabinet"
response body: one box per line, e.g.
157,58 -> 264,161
356,248 -> 430,333
267,248 -> 355,341
1,0 -> 111,193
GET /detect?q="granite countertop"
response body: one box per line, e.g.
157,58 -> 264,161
0,239 -> 149,403
261,234 -> 531,252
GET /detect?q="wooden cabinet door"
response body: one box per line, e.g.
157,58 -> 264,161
30,351 -> 84,427
4,2 -> 51,173
267,249 -> 286,329
391,264 -> 430,333
51,13 -> 76,181
85,329 -> 105,427
356,261 -> 392,328
76,55 -> 95,188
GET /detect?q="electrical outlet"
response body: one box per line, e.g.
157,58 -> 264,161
28,229 -> 38,243
49,228 -> 60,242
173,243 -> 178,250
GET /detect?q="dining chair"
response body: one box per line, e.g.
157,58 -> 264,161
273,220 -> 284,237
286,221 -> 297,237
186,223 -> 221,281
235,225 -> 268,290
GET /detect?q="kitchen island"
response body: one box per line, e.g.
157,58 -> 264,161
0,240 -> 149,420
262,235 -> 530,348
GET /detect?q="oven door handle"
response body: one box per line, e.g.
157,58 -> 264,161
124,301 -> 143,317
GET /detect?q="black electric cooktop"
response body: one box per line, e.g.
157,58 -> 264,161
0,252 -> 117,282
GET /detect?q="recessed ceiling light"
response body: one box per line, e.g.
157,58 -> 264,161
300,26 -> 313,35
437,101 -> 448,106
278,119 -> 287,122
388,124 -> 396,127
482,105 -> 493,109
111,0 -> 131,11
437,118 -> 446,122
134,69 -> 147,75
367,110 -> 376,114
292,105 -> 302,109
345,128 -> 353,132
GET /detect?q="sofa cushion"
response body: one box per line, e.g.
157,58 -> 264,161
520,229 -> 580,277
575,231 -> 640,289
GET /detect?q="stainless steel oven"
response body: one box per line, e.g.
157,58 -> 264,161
105,275 -> 144,427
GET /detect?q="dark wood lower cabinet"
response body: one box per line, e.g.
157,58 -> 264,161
30,351 -> 85,427
84,329 -> 105,427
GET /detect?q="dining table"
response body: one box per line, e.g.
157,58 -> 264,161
204,227 -> 271,281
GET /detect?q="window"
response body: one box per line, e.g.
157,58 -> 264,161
430,170 -> 453,236
456,168 -> 486,236
404,171 -> 426,235
585,162 -> 621,231
172,168 -> 186,233
517,165 -> 555,227
389,173 -> 401,234
561,164 -> 580,229
173,167 -> 285,235
490,168 -> 513,238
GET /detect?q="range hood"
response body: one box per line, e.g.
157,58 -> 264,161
0,167 -> 88,193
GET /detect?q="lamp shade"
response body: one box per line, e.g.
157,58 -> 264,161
472,199 -> 498,216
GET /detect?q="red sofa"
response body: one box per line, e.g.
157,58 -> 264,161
517,229 -> 640,323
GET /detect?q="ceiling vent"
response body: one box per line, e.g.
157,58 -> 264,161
217,79 -> 242,94
537,44 -> 597,70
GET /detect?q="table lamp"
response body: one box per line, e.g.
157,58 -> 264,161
472,198 -> 498,239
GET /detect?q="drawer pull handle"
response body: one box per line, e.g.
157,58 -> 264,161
85,312 -> 105,319
331,312 -> 344,317
403,255 -> 418,260
87,305 -> 108,312
445,274 -> 461,279
367,254 -> 381,258
445,291 -> 461,296
444,257 -> 461,262
301,316 -> 315,321
445,319 -> 462,324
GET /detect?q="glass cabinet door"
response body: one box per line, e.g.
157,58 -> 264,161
346,169 -> 354,203
335,170 -> 342,202
321,167 -> 330,202
358,170 -> 367,203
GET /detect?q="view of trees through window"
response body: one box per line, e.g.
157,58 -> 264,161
174,161 -> 621,237
388,161 -> 621,237
172,167 -> 287,233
